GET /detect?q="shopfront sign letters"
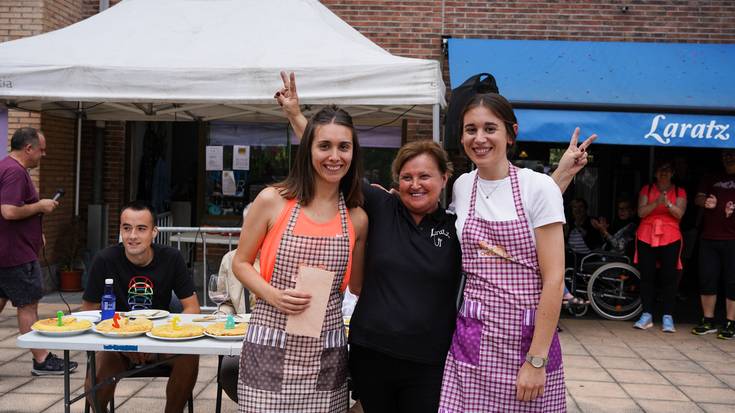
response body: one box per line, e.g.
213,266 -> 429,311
516,109 -> 735,149
0,79 -> 12,88
645,114 -> 730,145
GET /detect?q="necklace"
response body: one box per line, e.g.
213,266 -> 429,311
477,179 -> 505,200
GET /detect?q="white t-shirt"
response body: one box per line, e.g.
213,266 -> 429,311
450,168 -> 566,245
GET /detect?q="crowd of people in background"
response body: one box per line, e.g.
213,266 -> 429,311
562,151 -> 735,340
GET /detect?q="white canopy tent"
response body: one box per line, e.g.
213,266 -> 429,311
0,0 -> 444,121
0,0 -> 446,213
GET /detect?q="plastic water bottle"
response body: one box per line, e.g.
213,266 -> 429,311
101,278 -> 116,321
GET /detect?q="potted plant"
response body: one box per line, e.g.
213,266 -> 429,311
57,216 -> 84,292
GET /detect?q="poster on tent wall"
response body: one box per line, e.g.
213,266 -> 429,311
0,108 -> 7,155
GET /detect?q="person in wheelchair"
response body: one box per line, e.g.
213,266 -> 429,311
563,198 -> 646,320
591,198 -> 638,259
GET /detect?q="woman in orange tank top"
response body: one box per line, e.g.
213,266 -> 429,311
231,105 -> 368,412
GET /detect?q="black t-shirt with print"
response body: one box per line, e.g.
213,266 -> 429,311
83,244 -> 195,311
349,182 -> 462,365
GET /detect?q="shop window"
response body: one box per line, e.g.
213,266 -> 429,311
206,122 -> 402,220
206,122 -> 290,219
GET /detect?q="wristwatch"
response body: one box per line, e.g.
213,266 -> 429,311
525,354 -> 548,368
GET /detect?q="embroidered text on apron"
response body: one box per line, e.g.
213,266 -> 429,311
439,165 -> 565,413
238,196 -> 350,413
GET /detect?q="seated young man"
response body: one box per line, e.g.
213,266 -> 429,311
81,201 -> 200,413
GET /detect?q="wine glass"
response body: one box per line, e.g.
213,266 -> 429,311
208,274 -> 229,318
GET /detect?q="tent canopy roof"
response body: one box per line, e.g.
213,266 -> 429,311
0,0 -> 445,122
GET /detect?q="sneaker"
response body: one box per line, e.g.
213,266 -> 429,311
634,312 -> 653,330
691,318 -> 718,335
32,352 -> 78,376
717,321 -> 734,340
662,315 -> 676,333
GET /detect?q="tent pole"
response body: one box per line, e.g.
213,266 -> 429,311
432,103 -> 440,143
75,102 -> 82,217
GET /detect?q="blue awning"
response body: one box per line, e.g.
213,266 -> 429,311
447,39 -> 735,112
516,109 -> 734,148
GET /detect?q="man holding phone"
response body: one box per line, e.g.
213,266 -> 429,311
0,127 -> 73,375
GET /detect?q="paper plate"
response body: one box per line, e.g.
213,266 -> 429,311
203,331 -> 245,341
145,331 -> 204,341
93,326 -> 148,338
124,310 -> 170,320
32,325 -> 93,337
71,310 -> 102,323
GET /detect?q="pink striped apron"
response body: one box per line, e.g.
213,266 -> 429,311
237,195 -> 350,413
439,165 -> 565,412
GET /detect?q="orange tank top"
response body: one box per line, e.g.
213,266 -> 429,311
259,198 -> 355,292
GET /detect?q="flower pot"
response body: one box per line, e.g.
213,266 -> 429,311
59,270 -> 83,292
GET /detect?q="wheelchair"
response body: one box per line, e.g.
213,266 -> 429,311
564,248 -> 642,320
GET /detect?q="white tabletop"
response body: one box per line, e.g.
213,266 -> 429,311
16,314 -> 244,356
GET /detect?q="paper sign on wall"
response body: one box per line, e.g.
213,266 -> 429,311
222,170 -> 236,196
233,145 -> 250,170
206,146 -> 223,171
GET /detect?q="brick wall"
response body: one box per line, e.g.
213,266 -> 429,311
40,115 -> 77,263
2,0 -> 44,178
103,121 -> 126,245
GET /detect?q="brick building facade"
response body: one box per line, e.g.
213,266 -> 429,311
3,0 -> 735,274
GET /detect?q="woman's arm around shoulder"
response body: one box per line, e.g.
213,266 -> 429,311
232,187 -> 312,315
348,207 -> 368,296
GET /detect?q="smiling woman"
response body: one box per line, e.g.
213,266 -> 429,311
231,104 -> 368,412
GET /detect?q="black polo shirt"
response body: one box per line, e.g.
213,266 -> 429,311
349,182 -> 462,365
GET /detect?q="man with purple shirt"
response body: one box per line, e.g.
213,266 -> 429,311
0,127 -> 77,375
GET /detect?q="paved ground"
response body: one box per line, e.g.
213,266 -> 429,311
0,295 -> 733,412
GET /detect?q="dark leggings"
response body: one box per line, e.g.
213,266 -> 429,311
349,344 -> 444,413
637,239 -> 681,315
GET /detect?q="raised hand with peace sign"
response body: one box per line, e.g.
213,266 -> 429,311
551,127 -> 597,193
275,71 -> 308,138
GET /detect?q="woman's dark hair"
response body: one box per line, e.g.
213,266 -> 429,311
460,93 -> 518,155
274,105 -> 363,208
391,140 -> 453,183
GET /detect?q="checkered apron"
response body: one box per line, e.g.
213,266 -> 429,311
238,196 -> 350,413
439,165 -> 565,413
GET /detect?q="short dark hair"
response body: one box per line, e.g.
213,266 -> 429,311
10,127 -> 40,151
460,93 -> 518,156
120,201 -> 157,225
274,105 -> 364,208
391,140 -> 453,183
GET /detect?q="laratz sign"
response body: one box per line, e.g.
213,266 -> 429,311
645,114 -> 729,145
516,109 -> 735,149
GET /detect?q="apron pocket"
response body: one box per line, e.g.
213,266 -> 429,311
240,332 -> 287,392
449,299 -> 483,366
519,308 -> 562,373
316,345 -> 348,391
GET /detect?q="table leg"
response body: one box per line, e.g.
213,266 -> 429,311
64,350 -> 70,413
216,355 -> 223,413
89,351 -> 102,413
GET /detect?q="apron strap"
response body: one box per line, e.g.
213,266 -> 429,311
508,165 -> 527,221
